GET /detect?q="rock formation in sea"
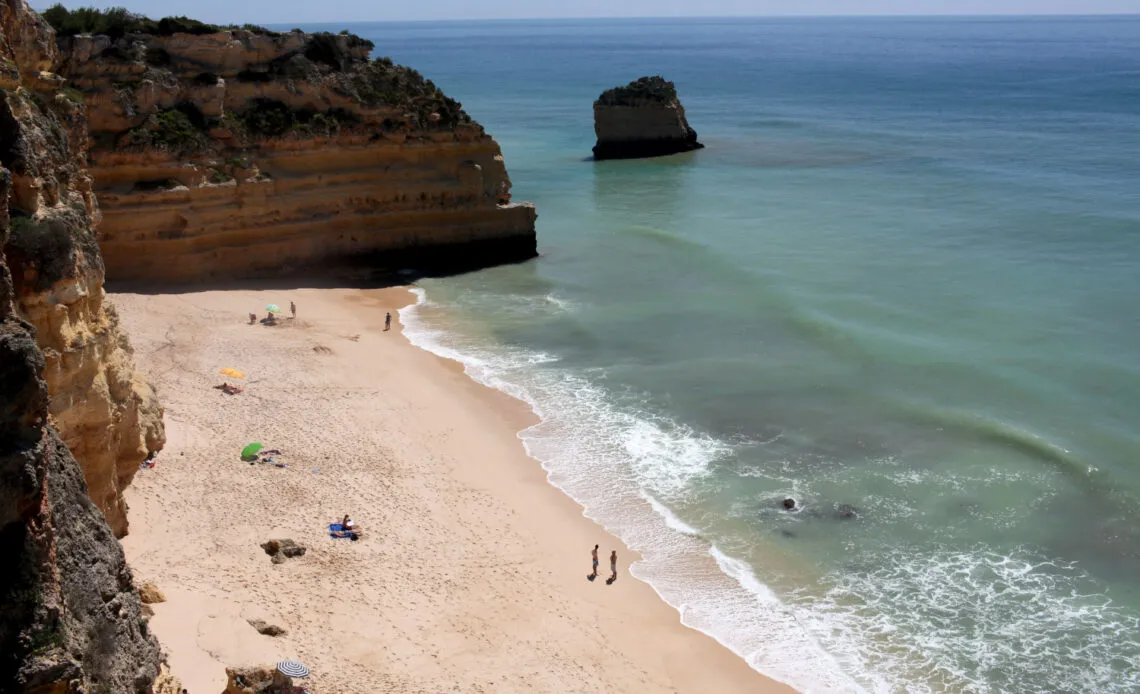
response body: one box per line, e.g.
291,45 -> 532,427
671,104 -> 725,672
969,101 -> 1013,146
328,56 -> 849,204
592,75 -> 704,161
0,2 -> 167,688
2,0 -> 165,539
48,18 -> 538,284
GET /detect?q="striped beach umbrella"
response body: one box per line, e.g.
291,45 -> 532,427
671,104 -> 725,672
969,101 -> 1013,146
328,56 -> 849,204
266,304 -> 281,313
276,660 -> 310,678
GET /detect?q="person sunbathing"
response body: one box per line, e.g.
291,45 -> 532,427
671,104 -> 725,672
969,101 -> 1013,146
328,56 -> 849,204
214,382 -> 244,395
335,514 -> 362,539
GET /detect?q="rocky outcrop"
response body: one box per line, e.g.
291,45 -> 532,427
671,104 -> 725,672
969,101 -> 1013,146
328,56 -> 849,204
246,619 -> 285,637
260,538 -> 305,564
223,665 -> 294,693
592,76 -> 703,160
137,581 -> 165,604
52,25 -> 537,284
0,9 -> 162,691
2,0 -> 165,538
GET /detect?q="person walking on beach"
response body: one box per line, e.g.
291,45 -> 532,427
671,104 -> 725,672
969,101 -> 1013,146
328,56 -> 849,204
608,549 -> 618,584
290,301 -> 296,319
385,312 -> 392,331
589,544 -> 599,580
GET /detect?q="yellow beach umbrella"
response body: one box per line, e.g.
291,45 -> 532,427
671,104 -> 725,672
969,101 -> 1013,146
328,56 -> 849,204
219,368 -> 246,379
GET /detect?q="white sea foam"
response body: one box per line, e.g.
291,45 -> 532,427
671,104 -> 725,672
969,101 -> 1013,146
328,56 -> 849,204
544,292 -> 575,312
399,287 -> 1140,693
791,547 -> 1140,694
643,493 -> 702,536
400,287 -> 865,693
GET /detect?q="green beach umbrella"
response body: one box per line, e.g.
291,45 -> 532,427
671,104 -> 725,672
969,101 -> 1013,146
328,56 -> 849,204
266,304 -> 281,313
241,442 -> 263,459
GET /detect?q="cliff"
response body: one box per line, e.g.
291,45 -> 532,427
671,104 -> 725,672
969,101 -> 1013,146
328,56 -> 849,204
2,0 -> 165,538
50,20 -> 537,284
0,1 -> 164,688
592,76 -> 703,160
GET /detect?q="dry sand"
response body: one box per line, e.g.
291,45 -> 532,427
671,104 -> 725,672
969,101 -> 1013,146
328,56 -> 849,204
113,286 -> 795,694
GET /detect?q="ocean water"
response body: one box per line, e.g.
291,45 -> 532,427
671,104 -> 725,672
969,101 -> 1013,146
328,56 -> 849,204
304,16 -> 1140,692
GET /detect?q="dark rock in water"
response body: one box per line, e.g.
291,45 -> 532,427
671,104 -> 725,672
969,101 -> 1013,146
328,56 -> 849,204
835,504 -> 859,520
782,498 -> 797,511
592,76 -> 704,160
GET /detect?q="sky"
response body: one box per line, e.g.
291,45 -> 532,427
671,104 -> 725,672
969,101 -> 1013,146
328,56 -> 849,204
32,0 -> 1140,24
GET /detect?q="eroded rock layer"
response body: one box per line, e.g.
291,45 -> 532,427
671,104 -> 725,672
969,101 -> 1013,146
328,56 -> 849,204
0,2 -> 163,689
593,76 -> 703,161
55,27 -> 538,284
2,1 -> 164,538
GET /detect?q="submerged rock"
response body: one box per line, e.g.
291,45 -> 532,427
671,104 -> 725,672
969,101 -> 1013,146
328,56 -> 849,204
592,76 -> 704,160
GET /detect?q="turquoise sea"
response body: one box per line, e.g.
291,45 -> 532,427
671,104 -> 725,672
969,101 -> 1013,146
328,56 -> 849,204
303,16 -> 1140,693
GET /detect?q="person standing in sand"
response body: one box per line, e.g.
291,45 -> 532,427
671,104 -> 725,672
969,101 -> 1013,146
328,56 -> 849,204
290,301 -> 296,319
609,549 -> 618,583
385,312 -> 392,331
590,544 -> 599,579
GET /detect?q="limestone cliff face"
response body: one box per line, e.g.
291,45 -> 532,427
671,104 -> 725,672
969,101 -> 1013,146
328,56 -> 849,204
2,0 -> 165,538
0,4 -> 162,690
54,27 -> 538,284
593,76 -> 703,161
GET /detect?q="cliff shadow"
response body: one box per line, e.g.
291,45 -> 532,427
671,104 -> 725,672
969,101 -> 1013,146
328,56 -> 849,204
105,239 -> 540,296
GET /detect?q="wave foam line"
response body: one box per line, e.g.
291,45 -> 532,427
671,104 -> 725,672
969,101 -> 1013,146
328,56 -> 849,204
400,287 -> 866,693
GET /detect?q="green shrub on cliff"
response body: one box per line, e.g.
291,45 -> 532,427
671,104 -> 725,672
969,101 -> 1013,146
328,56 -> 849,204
58,87 -> 85,105
231,99 -> 358,140
304,32 -> 376,72
125,103 -> 209,153
350,60 -> 470,128
41,4 -> 274,38
240,99 -> 293,138
596,76 -> 679,107
42,5 -> 143,38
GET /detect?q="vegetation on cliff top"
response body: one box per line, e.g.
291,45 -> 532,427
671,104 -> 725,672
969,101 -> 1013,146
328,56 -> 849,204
44,6 -> 476,152
595,76 -> 679,107
41,4 -> 274,38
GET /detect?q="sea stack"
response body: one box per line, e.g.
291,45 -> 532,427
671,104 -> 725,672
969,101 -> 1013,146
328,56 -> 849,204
592,76 -> 703,160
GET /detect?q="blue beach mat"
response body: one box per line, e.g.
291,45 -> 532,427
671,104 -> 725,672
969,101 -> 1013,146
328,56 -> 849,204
329,523 -> 356,539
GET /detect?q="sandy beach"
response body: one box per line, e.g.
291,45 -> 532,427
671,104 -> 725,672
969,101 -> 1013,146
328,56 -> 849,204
112,285 -> 794,694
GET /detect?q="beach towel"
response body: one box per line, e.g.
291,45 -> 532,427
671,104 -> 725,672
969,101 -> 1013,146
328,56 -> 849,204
329,523 -> 356,539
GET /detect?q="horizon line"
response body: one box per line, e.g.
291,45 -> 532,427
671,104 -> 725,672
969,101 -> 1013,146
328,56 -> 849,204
270,12 -> 1140,25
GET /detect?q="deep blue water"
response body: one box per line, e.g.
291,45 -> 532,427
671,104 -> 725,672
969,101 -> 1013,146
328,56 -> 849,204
295,16 -> 1140,693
